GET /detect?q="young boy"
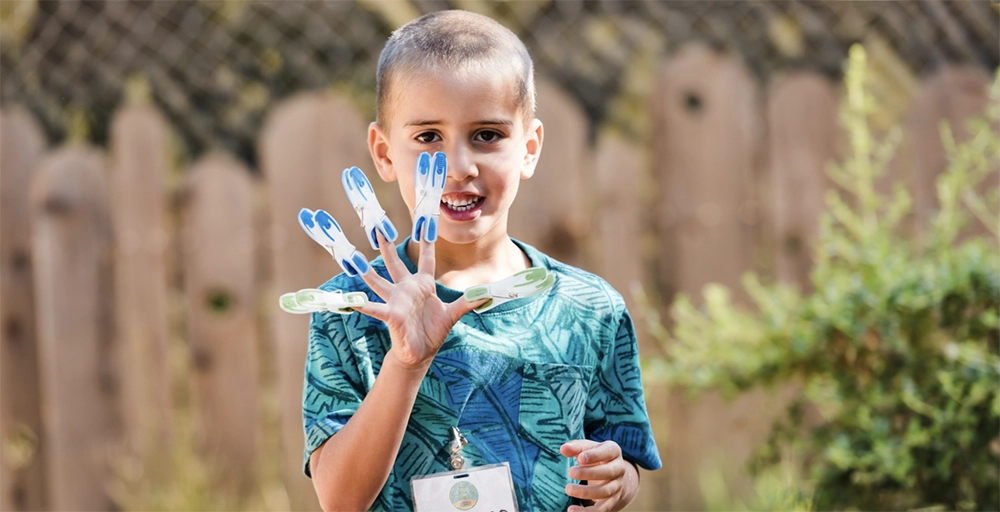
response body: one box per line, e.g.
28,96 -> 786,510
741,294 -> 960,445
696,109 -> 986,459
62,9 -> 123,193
302,10 -> 660,511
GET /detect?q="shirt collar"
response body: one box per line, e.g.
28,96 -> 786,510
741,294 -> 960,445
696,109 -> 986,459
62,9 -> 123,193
392,236 -> 547,307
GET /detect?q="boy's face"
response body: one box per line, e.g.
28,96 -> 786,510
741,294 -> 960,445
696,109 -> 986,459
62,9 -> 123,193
368,66 -> 543,247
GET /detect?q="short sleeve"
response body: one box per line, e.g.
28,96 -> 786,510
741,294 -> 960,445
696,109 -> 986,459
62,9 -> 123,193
583,309 -> 663,470
301,310 -> 367,477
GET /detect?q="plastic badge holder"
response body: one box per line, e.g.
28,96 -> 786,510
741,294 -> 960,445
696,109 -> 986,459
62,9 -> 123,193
278,288 -> 368,315
298,207 -> 370,276
342,166 -> 398,250
412,152 -> 447,243
463,267 -> 555,313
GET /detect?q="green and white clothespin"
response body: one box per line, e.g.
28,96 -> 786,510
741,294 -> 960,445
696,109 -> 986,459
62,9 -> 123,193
279,288 -> 368,315
463,267 -> 555,313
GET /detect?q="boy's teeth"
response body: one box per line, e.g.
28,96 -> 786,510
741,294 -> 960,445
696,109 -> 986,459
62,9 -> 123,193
442,196 -> 481,211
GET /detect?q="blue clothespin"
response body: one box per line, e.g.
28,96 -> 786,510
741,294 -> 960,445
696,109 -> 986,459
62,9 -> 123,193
412,152 -> 447,243
297,208 -> 370,276
342,166 -> 398,250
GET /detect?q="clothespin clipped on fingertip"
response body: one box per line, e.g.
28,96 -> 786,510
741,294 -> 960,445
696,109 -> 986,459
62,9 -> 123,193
297,207 -> 371,276
412,152 -> 446,243
279,288 -> 368,315
463,267 -> 555,313
342,166 -> 398,250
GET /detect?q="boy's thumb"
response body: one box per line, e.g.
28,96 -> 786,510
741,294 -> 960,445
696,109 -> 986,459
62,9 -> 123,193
447,296 -> 488,323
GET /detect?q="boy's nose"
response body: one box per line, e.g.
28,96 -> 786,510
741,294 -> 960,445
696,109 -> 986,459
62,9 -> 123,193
446,145 -> 478,181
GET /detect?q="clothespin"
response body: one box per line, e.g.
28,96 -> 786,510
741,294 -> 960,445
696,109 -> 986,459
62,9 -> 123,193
342,166 -> 398,250
412,152 -> 447,243
463,267 -> 556,313
278,288 -> 368,315
298,208 -> 370,276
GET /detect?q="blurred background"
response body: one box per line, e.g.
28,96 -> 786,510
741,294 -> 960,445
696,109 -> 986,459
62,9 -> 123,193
1,1 -> 997,511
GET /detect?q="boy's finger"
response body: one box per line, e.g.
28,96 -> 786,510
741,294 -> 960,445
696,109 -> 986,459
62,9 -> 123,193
417,237 -> 435,276
565,479 -> 621,501
569,462 -> 625,482
376,230 -> 409,283
577,441 -> 622,465
446,295 -> 488,324
357,262 -> 394,300
568,501 -> 613,512
560,439 -> 599,458
355,301 -> 389,323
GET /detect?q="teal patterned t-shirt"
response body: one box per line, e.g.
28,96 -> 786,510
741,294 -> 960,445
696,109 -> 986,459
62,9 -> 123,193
302,238 -> 662,511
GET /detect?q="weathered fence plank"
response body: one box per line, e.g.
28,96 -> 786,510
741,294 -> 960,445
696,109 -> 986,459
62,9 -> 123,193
30,145 -> 122,510
109,105 -> 173,463
0,108 -> 48,511
508,78 -> 591,268
259,91 -> 377,511
0,330 -> 7,512
594,134 -> 654,353
654,44 -> 762,299
906,65 -> 993,236
653,43 -> 778,510
594,133 -> 670,509
182,153 -> 259,494
767,73 -> 838,287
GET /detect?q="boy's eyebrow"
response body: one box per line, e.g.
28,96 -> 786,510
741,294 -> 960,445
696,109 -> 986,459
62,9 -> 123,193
404,118 -> 514,127
405,119 -> 442,127
474,119 -> 514,126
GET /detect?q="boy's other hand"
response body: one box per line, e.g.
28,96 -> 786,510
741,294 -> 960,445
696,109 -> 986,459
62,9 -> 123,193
561,439 -> 637,512
354,230 -> 486,369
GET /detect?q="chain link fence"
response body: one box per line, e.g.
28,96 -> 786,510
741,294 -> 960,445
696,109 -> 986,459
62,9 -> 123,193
1,0 -> 997,166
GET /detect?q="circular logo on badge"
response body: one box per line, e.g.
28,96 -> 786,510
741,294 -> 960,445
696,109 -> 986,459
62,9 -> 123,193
449,481 -> 479,510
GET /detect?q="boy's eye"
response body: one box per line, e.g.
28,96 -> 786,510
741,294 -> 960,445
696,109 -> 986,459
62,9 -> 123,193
474,130 -> 502,143
415,132 -> 441,144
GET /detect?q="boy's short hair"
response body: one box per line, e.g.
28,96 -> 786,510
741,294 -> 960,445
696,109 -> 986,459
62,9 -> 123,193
375,10 -> 536,128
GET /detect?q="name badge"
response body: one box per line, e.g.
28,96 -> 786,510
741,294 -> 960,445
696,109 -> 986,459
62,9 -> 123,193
411,463 -> 518,512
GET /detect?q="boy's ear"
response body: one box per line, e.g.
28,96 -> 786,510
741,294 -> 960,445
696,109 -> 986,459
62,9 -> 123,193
521,118 -> 543,180
368,122 -> 396,182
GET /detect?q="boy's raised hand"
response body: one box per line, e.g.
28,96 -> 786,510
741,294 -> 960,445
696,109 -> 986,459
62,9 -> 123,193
346,152 -> 484,368
355,231 -> 484,368
561,439 -> 637,512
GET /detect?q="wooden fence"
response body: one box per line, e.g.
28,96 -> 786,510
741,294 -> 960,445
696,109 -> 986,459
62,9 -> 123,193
0,43 -> 992,511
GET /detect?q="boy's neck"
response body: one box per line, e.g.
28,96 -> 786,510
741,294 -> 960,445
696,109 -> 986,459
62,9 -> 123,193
405,230 -> 531,291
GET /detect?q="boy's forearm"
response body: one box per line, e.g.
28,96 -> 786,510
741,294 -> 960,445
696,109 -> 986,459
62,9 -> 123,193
310,350 -> 429,511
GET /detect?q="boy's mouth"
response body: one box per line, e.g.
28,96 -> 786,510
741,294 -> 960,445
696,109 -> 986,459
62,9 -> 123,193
441,195 -> 483,212
440,194 -> 484,220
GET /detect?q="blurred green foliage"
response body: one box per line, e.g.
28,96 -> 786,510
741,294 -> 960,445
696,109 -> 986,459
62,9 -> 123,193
109,324 -> 292,512
642,44 -> 1000,511
110,415 -> 289,512
700,462 -> 813,512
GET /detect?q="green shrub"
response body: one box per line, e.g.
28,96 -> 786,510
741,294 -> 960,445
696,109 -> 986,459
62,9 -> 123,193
641,45 -> 999,511
699,461 -> 814,512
